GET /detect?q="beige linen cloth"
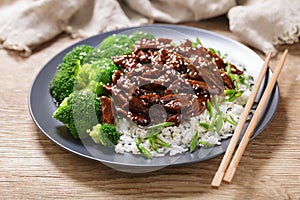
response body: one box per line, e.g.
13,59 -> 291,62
0,0 -> 299,56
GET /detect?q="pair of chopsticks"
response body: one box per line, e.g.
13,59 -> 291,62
211,49 -> 288,188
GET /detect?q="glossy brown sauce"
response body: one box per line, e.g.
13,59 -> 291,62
101,38 -> 243,127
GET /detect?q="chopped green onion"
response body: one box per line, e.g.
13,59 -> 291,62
216,116 -> 223,133
225,89 -> 235,96
146,121 -> 174,139
239,74 -> 253,89
189,132 -> 199,152
145,129 -> 161,139
206,100 -> 213,119
199,122 -> 210,130
226,62 -> 231,74
208,47 -> 221,56
224,115 -> 238,126
196,38 -> 201,45
209,47 -> 216,54
229,115 -> 238,126
148,121 -> 174,130
148,137 -> 158,152
209,113 -> 217,132
222,53 -> 228,60
228,91 -> 243,102
136,137 -> 152,159
212,96 -> 221,114
155,137 -> 171,148
192,37 -> 202,47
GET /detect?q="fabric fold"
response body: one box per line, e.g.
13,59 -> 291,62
124,0 -> 236,23
66,0 -> 151,38
0,0 -> 86,56
228,0 -> 300,55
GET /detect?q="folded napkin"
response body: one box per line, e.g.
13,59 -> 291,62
228,0 -> 300,55
0,0 -> 299,56
66,0 -> 151,38
0,0 -> 86,56
124,0 -> 236,23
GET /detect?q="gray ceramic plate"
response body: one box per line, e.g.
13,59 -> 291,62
29,24 -> 279,172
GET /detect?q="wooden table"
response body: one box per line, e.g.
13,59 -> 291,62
1,17 -> 300,199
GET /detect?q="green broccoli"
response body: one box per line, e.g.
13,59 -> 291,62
49,45 -> 95,104
74,58 -> 119,96
93,57 -> 119,69
88,123 -> 121,147
82,48 -> 103,64
83,43 -> 131,63
99,34 -> 133,51
129,31 -> 155,43
53,91 -> 101,139
102,47 -> 132,59
83,32 -> 155,63
52,96 -> 71,125
49,60 -> 79,104
97,34 -> 133,59
89,58 -> 119,82
51,33 -> 158,141
63,45 -> 95,63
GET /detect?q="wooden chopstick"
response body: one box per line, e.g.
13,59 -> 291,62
222,49 -> 288,183
211,52 -> 272,188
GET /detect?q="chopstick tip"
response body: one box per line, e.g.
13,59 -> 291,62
223,167 -> 236,183
211,171 -> 224,188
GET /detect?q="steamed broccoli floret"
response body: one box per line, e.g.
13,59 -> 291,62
75,64 -> 111,94
49,60 -> 79,104
75,58 -> 119,95
82,49 -> 103,64
101,47 -> 132,59
97,34 -> 133,59
49,45 -> 95,104
83,32 -> 155,63
99,34 -> 133,51
88,123 -> 121,147
53,91 -> 100,139
83,43 -> 131,63
96,57 -> 120,69
89,58 -> 119,82
129,31 -> 155,43
52,96 -> 71,124
63,45 -> 95,64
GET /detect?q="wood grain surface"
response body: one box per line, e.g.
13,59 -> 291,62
1,17 -> 300,199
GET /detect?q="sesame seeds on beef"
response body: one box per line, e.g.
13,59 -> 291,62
101,38 -> 242,127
